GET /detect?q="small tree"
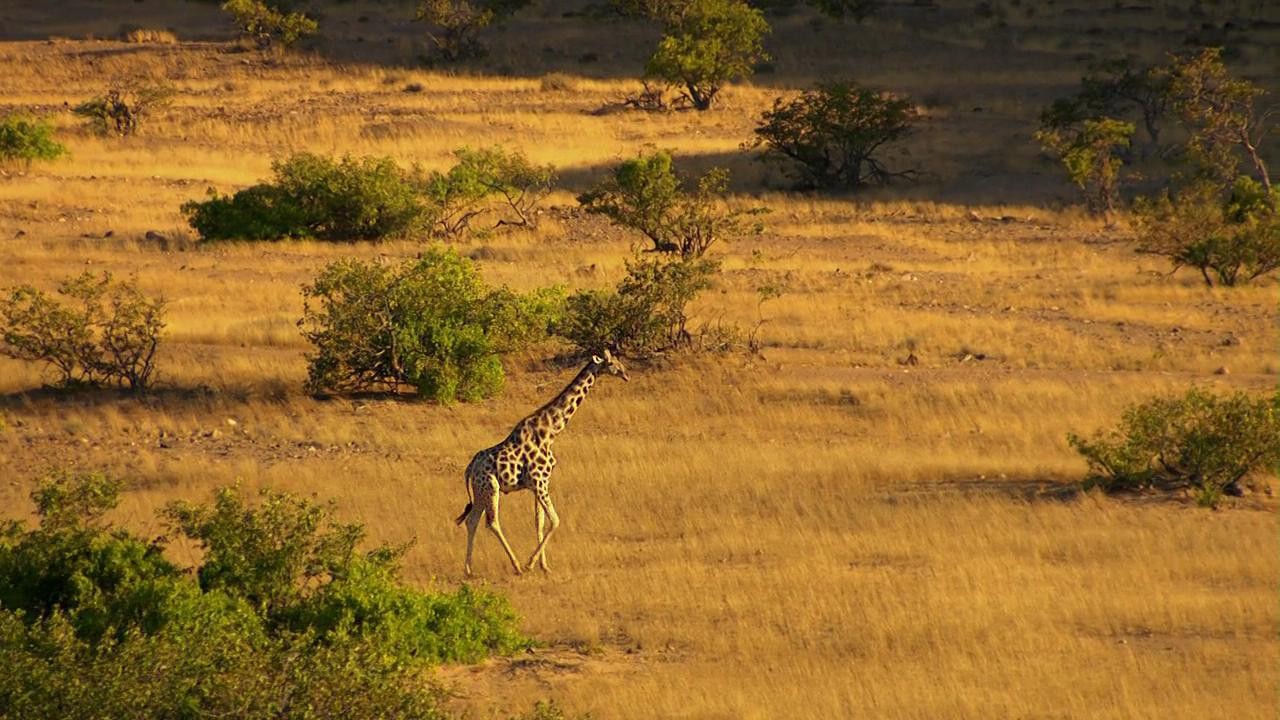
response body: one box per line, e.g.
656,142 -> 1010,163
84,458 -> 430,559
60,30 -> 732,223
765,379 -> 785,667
1070,388 -> 1280,507
644,0 -> 770,111
1036,117 -> 1135,214
1,272 -> 164,391
221,0 -> 317,48
1135,177 -> 1280,286
73,84 -> 173,137
1041,57 -> 1170,152
450,146 -> 556,228
752,81 -> 918,190
559,254 -> 718,357
1160,47 -> 1275,198
579,151 -> 762,259
415,0 -> 531,62
300,249 -> 562,402
0,115 -> 66,168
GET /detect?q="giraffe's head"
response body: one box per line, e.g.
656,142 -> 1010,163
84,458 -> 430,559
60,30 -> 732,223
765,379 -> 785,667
592,348 -> 630,382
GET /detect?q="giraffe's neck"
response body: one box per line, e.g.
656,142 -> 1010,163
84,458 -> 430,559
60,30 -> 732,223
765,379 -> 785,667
531,362 -> 599,439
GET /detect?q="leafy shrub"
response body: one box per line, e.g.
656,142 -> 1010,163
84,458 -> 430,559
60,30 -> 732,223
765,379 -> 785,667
1135,176 -> 1280,286
0,114 -> 66,167
559,254 -> 717,357
0,473 -> 531,719
615,0 -> 875,21
73,84 -> 173,136
451,146 -> 556,228
0,272 -> 165,391
645,0 -> 770,110
300,248 -> 563,401
579,151 -> 763,259
222,0 -> 318,47
415,0 -> 531,61
166,485 -> 530,663
184,153 -> 433,242
1036,116 -> 1135,214
752,80 -> 919,190
1069,388 -> 1280,507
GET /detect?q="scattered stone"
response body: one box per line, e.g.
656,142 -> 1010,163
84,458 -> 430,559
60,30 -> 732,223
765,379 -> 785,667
1220,336 -> 1241,347
145,230 -> 168,243
225,417 -> 238,427
1214,366 -> 1230,375
158,438 -> 175,449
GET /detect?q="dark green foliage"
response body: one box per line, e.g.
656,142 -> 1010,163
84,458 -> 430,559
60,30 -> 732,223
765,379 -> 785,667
222,0 -> 318,47
0,472 -> 532,719
73,84 -> 173,136
0,272 -> 165,391
752,81 -> 918,190
0,114 -> 66,167
1040,57 -> 1170,150
615,0 -> 874,21
1036,117 -> 1135,214
184,153 -> 433,242
1069,389 -> 1280,507
579,151 -> 763,259
184,149 -> 556,242
300,248 -> 564,401
559,255 -> 717,357
415,0 -> 532,61
1135,177 -> 1280,286
645,0 -> 770,110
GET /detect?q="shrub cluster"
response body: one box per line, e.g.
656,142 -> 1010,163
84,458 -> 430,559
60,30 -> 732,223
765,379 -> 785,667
0,272 -> 165,392
0,472 -> 528,719
0,114 -> 66,167
221,0 -> 318,47
300,248 -> 563,402
644,0 -> 771,111
73,84 -> 173,137
415,0 -> 532,61
184,148 -> 554,243
1070,389 -> 1280,507
752,80 -> 919,190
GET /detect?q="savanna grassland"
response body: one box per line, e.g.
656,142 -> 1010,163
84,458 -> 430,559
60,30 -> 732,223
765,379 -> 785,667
1,1 -> 1278,718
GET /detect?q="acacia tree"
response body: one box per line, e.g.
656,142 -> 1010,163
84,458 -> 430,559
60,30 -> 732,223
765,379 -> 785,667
578,151 -> 763,259
1036,117 -> 1135,214
1161,47 -> 1275,199
751,80 -> 918,189
221,0 -> 317,48
644,0 -> 770,111
1040,57 -> 1170,153
415,0 -> 530,61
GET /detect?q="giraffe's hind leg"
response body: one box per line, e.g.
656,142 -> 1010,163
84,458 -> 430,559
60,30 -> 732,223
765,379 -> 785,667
463,501 -> 482,577
482,476 -> 523,576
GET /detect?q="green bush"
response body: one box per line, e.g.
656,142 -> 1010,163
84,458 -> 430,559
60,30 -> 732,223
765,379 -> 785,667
184,153 -> 434,242
0,473 -> 545,718
300,248 -> 563,402
0,271 -> 165,391
579,151 -> 762,259
752,80 -> 918,190
1036,116 -> 1135,214
415,0 -> 532,61
1069,388 -> 1280,507
645,0 -> 770,110
73,84 -> 173,136
451,146 -> 556,228
559,254 -> 717,357
1039,57 -> 1170,151
1135,177 -> 1280,286
222,0 -> 318,47
0,114 -> 66,167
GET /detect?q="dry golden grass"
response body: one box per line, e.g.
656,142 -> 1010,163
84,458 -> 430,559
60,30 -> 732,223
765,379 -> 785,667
0,2 -> 1277,718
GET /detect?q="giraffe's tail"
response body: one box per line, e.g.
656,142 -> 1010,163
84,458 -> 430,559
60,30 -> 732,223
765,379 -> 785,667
454,502 -> 473,526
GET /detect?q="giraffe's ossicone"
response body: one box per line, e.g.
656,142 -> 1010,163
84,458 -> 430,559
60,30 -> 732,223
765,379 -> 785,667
456,349 -> 630,576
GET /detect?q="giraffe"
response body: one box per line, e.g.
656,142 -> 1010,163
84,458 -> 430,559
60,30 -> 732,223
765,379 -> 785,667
455,349 -> 630,576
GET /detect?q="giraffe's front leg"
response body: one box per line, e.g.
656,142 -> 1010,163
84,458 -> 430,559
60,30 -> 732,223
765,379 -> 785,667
525,483 -> 559,573
533,498 -> 549,572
